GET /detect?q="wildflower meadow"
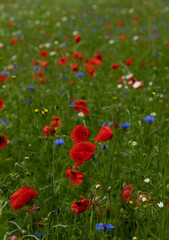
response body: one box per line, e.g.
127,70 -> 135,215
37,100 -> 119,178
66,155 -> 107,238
0,0 -> 169,239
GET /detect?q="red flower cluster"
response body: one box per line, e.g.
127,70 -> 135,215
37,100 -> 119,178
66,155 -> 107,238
42,116 -> 62,136
10,186 -> 38,210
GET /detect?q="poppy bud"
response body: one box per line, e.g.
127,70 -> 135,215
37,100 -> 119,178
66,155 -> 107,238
95,184 -> 102,189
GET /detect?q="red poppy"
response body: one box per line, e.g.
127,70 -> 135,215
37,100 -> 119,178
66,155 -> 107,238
73,100 -> 89,115
71,195 -> 93,216
94,126 -> 113,143
111,63 -> 119,70
95,52 -> 103,61
0,99 -> 4,109
50,116 -> 62,128
119,35 -> 126,40
10,38 -> 18,45
70,63 -> 79,73
86,58 -> 102,66
8,22 -> 13,28
0,74 -> 10,82
125,58 -> 134,66
128,77 -> 137,86
42,126 -> 56,136
41,60 -> 49,68
59,57 -> 68,65
74,34 -> 81,43
84,63 -> 96,77
65,167 -> 83,185
32,60 -> 39,66
117,19 -> 123,26
121,184 -> 134,202
40,50 -> 48,57
0,135 -> 8,149
10,186 -> 38,210
71,125 -> 90,143
40,76 -> 45,84
72,52 -> 83,60
70,142 -> 97,166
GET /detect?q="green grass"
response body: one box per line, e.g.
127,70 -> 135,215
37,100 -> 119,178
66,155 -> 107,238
0,0 -> 169,239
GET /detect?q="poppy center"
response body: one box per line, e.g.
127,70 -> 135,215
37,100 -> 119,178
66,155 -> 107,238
0,136 -> 4,144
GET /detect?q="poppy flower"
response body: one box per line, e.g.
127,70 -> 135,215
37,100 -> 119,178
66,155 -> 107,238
0,73 -> 10,82
86,58 -> 102,66
111,63 -> 119,70
119,35 -> 126,40
70,142 -> 97,166
70,63 -> 79,73
41,60 -> 49,68
94,126 -> 113,143
121,184 -> 134,202
32,60 -> 39,66
0,99 -> 4,109
95,52 -> 103,61
50,116 -> 62,128
8,22 -> 13,28
74,34 -> 81,43
59,57 -> 68,65
71,195 -> 93,216
0,134 -> 8,149
65,167 -> 83,185
84,63 -> 96,77
117,19 -> 123,26
10,38 -> 18,45
71,125 -> 90,143
42,126 -> 56,136
40,50 -> 48,57
125,58 -> 134,66
73,100 -> 89,115
10,186 -> 38,210
72,52 -> 83,60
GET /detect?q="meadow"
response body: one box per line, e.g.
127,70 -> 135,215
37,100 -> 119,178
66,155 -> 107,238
0,0 -> 169,239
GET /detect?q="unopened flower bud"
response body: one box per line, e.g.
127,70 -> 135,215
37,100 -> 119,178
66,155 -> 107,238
95,184 -> 102,189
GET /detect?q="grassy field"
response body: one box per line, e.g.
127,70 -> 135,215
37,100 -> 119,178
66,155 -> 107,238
0,0 -> 169,239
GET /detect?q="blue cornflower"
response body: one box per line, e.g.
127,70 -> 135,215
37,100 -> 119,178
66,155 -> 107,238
27,85 -> 36,92
33,65 -> 39,71
54,139 -> 64,146
75,72 -> 84,77
35,231 -> 45,238
102,122 -> 107,127
1,118 -> 9,124
25,99 -> 30,104
108,122 -> 114,126
119,123 -> 131,129
1,71 -> 10,76
96,223 -> 115,231
102,144 -> 109,150
144,116 -> 156,123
